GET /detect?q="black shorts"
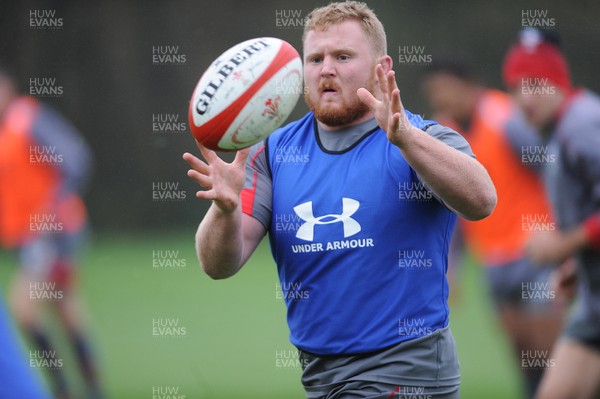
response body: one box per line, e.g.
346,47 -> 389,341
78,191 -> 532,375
299,326 -> 460,399
563,285 -> 600,352
484,257 -> 556,313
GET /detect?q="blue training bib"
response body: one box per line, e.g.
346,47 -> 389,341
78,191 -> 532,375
267,112 -> 456,355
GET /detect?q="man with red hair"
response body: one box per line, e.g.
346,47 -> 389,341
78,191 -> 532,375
503,28 -> 600,399
185,2 -> 496,397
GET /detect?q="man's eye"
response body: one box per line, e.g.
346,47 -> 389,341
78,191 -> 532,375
310,57 -> 322,63
338,55 -> 350,61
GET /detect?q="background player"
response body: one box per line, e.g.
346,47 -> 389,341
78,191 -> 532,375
502,28 -> 600,399
0,63 -> 103,399
422,60 -> 566,398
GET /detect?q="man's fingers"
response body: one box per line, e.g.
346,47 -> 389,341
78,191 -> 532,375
391,113 -> 401,132
375,64 -> 388,97
391,88 -> 402,115
196,140 -> 219,163
387,70 -> 398,93
187,168 -> 212,189
195,189 -> 217,201
185,141 -> 246,210
233,147 -> 251,168
357,87 -> 379,109
182,152 -> 209,174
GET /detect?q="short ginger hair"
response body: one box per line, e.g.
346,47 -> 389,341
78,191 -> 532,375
303,1 -> 387,56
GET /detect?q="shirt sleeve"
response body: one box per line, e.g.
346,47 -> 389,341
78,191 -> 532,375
240,141 -> 272,229
584,213 -> 600,249
504,112 -> 545,173
563,117 -> 600,245
31,104 -> 94,195
415,124 -> 476,207
405,109 -> 474,157
423,124 -> 475,158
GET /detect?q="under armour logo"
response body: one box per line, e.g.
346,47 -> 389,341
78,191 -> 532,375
293,198 -> 361,241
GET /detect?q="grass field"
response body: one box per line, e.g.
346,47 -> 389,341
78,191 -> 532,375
1,230 -> 523,398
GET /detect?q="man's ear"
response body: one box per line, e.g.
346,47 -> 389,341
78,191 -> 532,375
378,55 -> 393,73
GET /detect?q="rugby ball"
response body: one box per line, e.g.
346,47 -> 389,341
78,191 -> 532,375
188,37 -> 303,151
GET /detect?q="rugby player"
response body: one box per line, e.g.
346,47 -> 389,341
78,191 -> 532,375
0,63 -> 103,399
185,2 -> 496,397
422,60 -> 566,398
503,28 -> 600,399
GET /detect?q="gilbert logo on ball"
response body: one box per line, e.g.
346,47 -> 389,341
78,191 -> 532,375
189,37 -> 302,151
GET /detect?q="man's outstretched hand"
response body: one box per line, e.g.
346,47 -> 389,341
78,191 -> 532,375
183,141 -> 250,214
357,64 -> 414,148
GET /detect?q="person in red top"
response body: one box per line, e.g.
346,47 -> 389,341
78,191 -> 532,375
423,60 -> 567,398
503,28 -> 600,399
0,63 -> 103,399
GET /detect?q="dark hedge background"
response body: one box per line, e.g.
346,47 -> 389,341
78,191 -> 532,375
1,0 -> 598,231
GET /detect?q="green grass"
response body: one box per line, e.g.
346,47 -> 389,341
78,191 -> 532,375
1,231 -> 523,398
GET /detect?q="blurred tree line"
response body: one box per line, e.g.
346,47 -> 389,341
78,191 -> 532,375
1,0 -> 598,232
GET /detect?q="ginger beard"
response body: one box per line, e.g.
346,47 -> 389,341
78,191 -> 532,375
304,74 -> 377,127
